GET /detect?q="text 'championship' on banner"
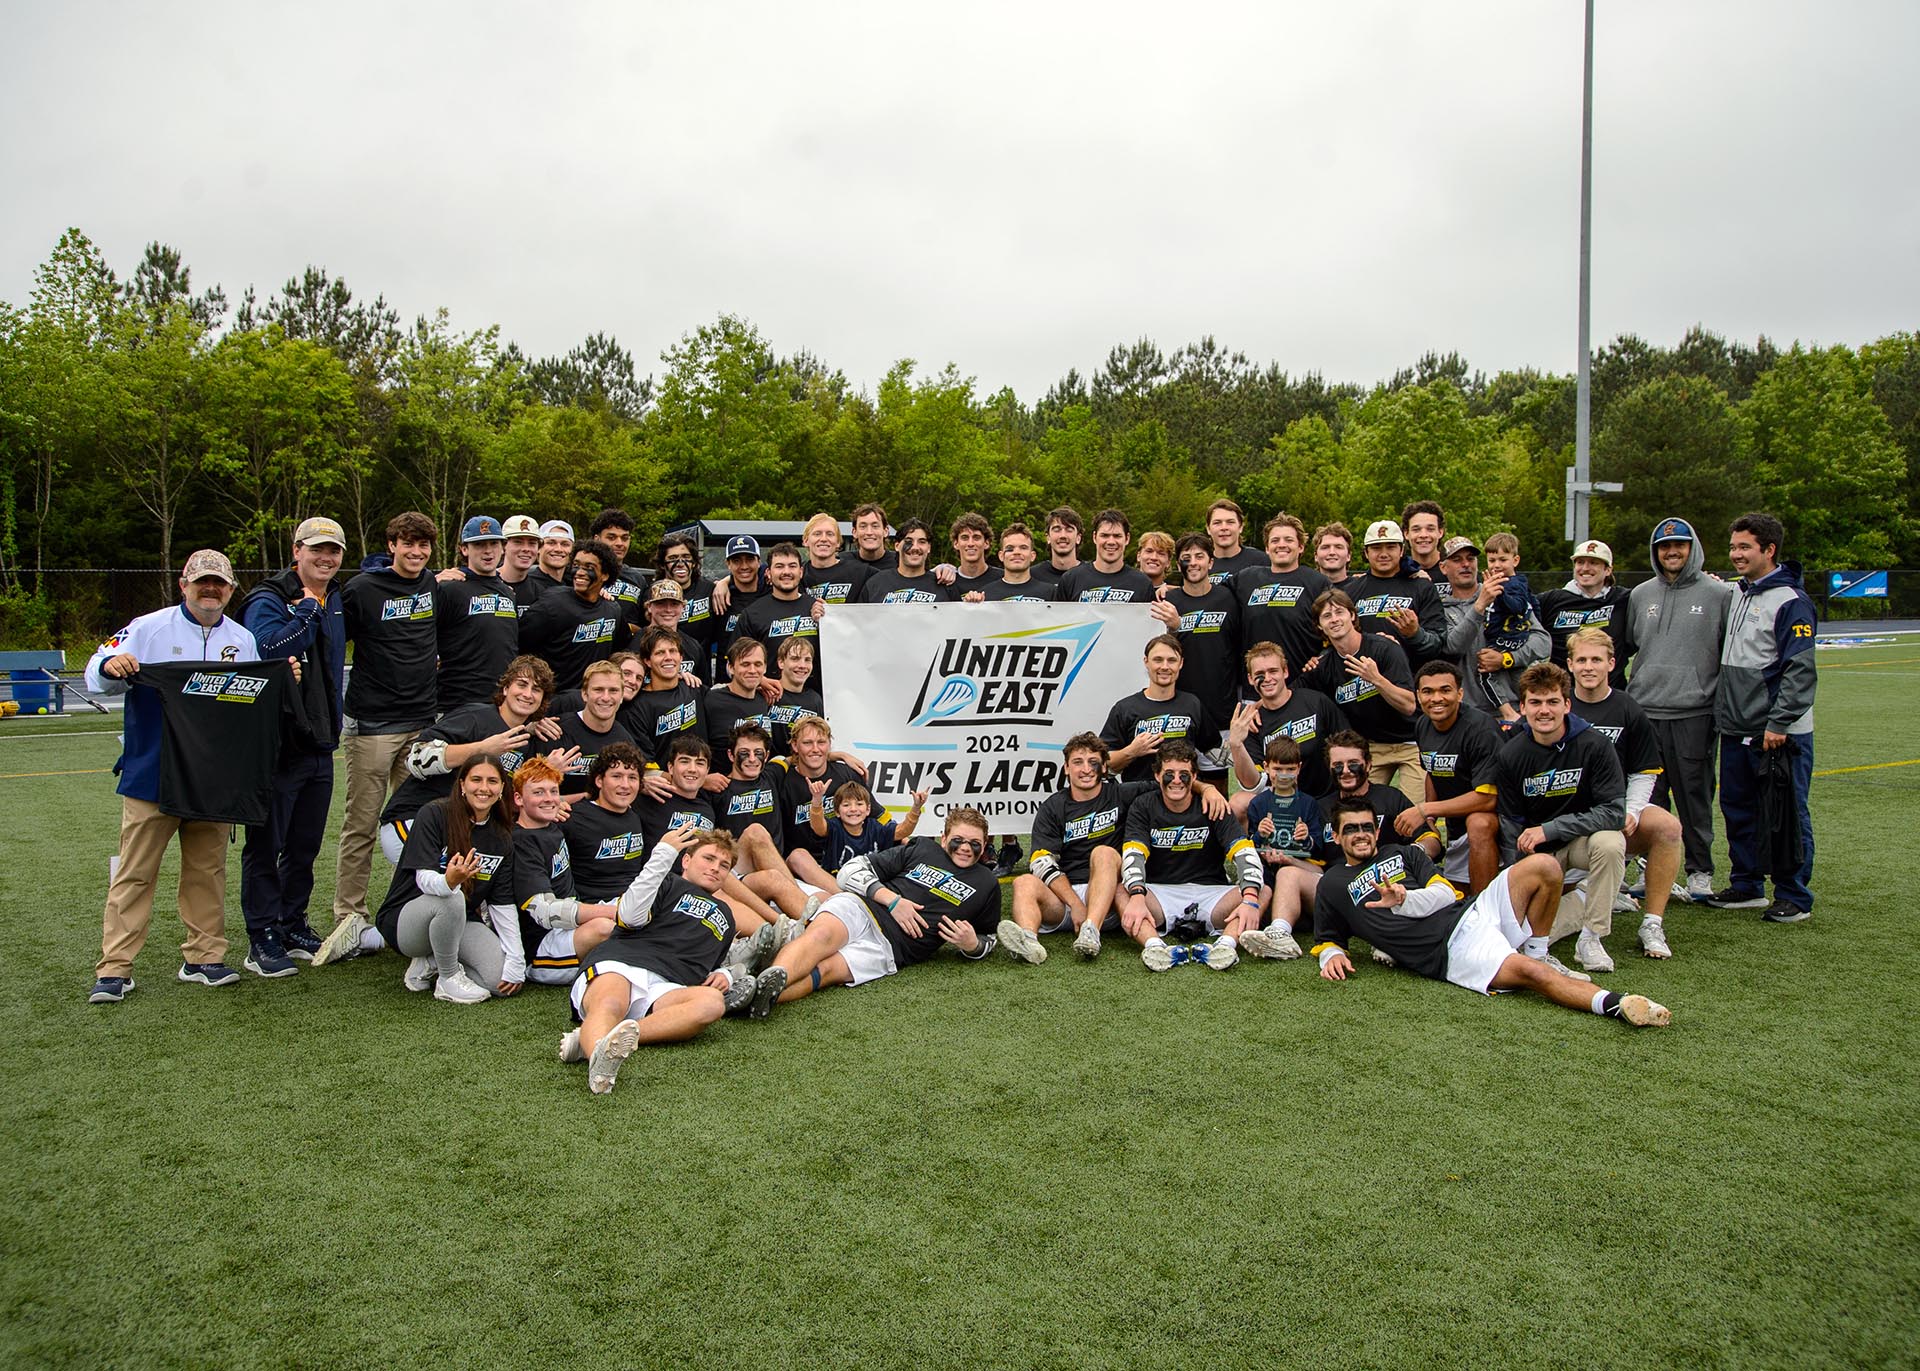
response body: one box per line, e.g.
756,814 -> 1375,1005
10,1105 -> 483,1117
822,602 -> 1160,832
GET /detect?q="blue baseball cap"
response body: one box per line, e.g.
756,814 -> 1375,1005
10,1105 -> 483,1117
725,535 -> 762,559
1652,517 -> 1696,545
460,515 -> 504,543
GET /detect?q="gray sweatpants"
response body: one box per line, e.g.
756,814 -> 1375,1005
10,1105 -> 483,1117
1647,713 -> 1716,877
393,891 -> 505,984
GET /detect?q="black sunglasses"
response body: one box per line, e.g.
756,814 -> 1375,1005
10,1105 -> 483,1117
1332,760 -> 1369,774
1336,823 -> 1375,836
946,836 -> 985,855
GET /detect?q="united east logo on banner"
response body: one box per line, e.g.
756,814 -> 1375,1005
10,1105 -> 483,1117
822,603 -> 1158,832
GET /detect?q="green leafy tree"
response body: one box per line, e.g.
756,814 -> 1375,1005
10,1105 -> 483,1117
1860,333 -> 1920,563
1740,344 -> 1911,567
1238,414 -> 1348,535
483,404 -> 671,545
1591,375 -> 1754,561
648,315 -> 798,515
1339,380 -> 1507,534
387,311 -> 517,546
100,299 -> 212,577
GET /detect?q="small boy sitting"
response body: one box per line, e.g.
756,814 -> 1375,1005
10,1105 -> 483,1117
809,779 -> 927,875
1478,532 -> 1544,720
1246,736 -> 1324,879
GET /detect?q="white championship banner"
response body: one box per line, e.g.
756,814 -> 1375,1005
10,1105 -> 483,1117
822,601 -> 1160,832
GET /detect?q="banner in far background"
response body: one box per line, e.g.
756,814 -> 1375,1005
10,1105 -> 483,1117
823,602 -> 1159,832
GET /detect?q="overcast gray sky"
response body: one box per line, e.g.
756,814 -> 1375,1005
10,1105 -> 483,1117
4,0 -> 1914,400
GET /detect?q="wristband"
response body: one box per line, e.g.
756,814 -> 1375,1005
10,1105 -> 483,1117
1126,884 -> 1146,896
1501,652 -> 1514,669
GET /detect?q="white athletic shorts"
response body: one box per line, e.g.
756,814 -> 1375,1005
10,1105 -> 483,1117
568,961 -> 692,1020
1442,831 -> 1471,885
817,893 -> 900,986
379,821 -> 406,866
1141,882 -> 1235,932
1038,882 -> 1090,934
528,928 -> 580,986
1442,870 -> 1528,995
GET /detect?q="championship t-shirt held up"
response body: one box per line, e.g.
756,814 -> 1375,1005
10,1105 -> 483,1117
136,660 -> 299,826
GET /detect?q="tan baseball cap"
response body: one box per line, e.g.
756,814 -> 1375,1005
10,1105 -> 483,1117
501,515 -> 540,538
181,549 -> 238,584
293,516 -> 346,548
1572,539 -> 1614,566
1364,519 -> 1405,546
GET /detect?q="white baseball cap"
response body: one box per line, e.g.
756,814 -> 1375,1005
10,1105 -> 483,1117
538,520 -> 575,542
1364,519 -> 1405,547
501,515 -> 540,538
1572,539 -> 1614,567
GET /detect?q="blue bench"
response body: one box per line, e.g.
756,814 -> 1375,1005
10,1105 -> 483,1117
0,650 -> 69,713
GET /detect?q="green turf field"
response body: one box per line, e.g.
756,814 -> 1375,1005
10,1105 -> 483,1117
2,641 -> 1915,1369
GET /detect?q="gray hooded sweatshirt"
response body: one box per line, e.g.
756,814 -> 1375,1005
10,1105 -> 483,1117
1625,516 -> 1733,719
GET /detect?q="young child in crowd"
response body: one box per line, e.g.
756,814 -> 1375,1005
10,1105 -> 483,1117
1247,736 -> 1324,880
1479,532 -> 1543,720
809,780 -> 928,875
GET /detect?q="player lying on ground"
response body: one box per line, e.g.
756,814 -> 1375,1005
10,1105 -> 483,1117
744,806 -> 1001,1019
1309,797 -> 1672,1027
559,826 -> 751,1095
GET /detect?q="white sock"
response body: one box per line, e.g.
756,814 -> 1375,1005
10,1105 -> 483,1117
1642,912 -> 1663,925
1590,989 -> 1611,1016
1146,936 -> 1165,949
1522,934 -> 1548,958
1217,934 -> 1237,950
1272,918 -> 1293,935
360,928 -> 386,952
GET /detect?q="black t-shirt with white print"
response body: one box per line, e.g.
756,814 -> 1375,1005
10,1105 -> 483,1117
856,836 -> 1001,969
1312,843 -> 1467,981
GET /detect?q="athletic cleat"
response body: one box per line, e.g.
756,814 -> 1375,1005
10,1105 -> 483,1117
996,836 -> 1024,872
313,913 -> 371,967
996,919 -> 1047,965
281,923 -> 324,961
402,956 -> 437,992
1073,919 -> 1102,960
1141,942 -> 1186,972
1683,872 -> 1715,903
1240,927 -> 1303,960
739,922 -> 777,973
1188,943 -> 1211,967
1639,917 -> 1672,959
801,893 -> 821,921
1706,887 -> 1768,910
1617,994 -> 1672,1028
587,1018 -> 641,1094
433,966 -> 491,1005
557,1028 -> 584,1063
721,968 -> 757,1015
1761,900 -> 1812,924
1611,888 -> 1641,915
1371,947 -> 1396,967
88,976 -> 134,1004
1206,937 -> 1237,971
1575,930 -> 1615,973
770,914 -> 802,957
749,965 -> 787,1021
178,962 -> 239,987
244,935 -> 298,979
1528,948 -> 1592,983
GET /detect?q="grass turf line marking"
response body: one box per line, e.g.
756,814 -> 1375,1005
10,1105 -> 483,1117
1813,758 -> 1920,778
0,767 -> 112,779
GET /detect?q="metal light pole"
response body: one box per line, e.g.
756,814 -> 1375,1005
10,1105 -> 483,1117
1566,0 -> 1619,543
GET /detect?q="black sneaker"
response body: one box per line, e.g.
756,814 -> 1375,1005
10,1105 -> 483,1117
244,934 -> 299,978
995,836 -> 1024,872
1761,900 -> 1811,924
88,976 -> 134,1004
281,922 -> 324,961
1705,887 -> 1769,910
178,962 -> 240,987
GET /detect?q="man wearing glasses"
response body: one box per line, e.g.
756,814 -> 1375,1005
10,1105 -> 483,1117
1117,740 -> 1266,972
1309,796 -> 1671,1026
744,807 -> 1001,1018
516,538 -> 633,691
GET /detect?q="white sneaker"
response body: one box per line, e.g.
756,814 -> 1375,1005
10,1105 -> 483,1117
1639,917 -> 1672,959
801,893 -> 822,921
1612,888 -> 1641,915
587,1018 -> 641,1094
771,914 -> 801,956
1207,936 -> 1238,971
1684,872 -> 1715,903
1141,942 -> 1176,973
402,956 -> 436,992
1617,994 -> 1672,1027
736,922 -> 776,974
996,919 -> 1047,965
1575,931 -> 1615,973
313,913 -> 370,967
557,1028 -> 584,1062
1624,858 -> 1648,898
1073,919 -> 1102,960
1371,947 -> 1396,967
1240,927 -> 1302,960
1528,948 -> 1592,982
433,966 -> 491,1004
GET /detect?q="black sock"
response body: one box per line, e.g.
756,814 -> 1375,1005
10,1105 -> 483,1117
1598,991 -> 1625,1019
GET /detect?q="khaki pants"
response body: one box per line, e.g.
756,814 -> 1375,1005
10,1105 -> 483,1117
1369,741 -> 1426,806
333,730 -> 417,920
97,796 -> 230,978
1549,829 -> 1628,940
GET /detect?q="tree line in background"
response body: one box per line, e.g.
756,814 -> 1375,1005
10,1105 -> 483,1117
1,227 -> 1915,645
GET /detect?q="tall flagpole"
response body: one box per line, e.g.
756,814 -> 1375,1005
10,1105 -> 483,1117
1569,0 -> 1595,546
